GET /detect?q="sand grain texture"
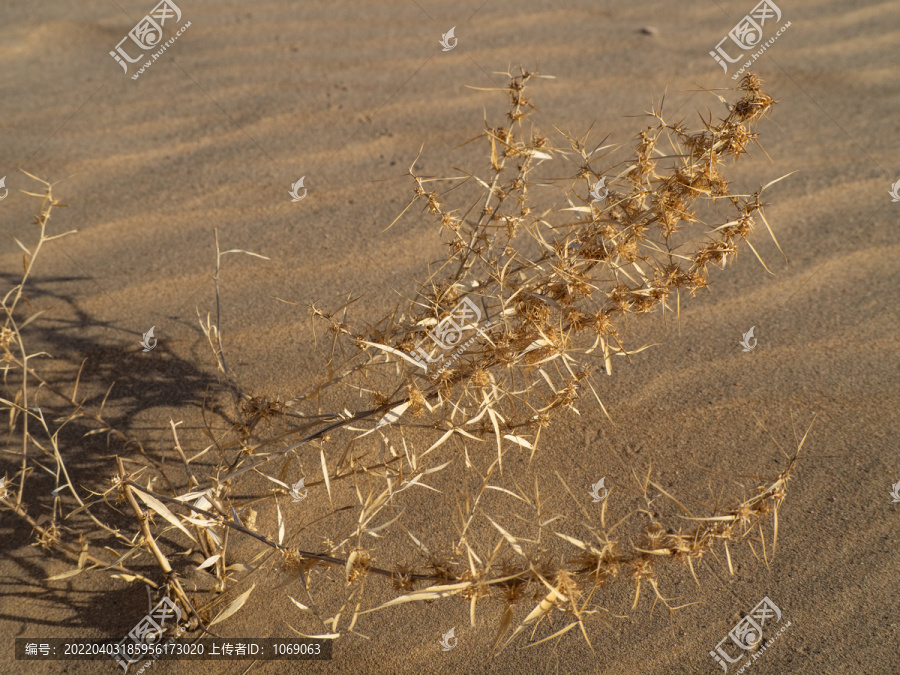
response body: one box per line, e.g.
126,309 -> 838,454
1,1 -> 898,674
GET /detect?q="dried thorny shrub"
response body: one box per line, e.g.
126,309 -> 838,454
0,71 -> 809,655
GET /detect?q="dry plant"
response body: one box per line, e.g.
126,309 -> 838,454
1,70 -> 808,656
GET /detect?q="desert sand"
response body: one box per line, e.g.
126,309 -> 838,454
1,1 -> 898,674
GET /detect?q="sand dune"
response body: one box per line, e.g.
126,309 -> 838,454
1,1 -> 898,674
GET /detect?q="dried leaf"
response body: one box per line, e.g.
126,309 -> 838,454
360,340 -> 425,370
208,584 -> 255,627
295,632 -> 340,639
485,516 -> 525,557
133,487 -> 196,543
197,554 -> 221,571
47,568 -> 84,581
320,447 -> 332,505
359,582 -> 472,614
502,434 -> 533,450
375,402 -> 410,430
288,596 -> 311,612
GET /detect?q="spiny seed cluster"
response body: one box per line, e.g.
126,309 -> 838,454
323,72 -> 779,439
